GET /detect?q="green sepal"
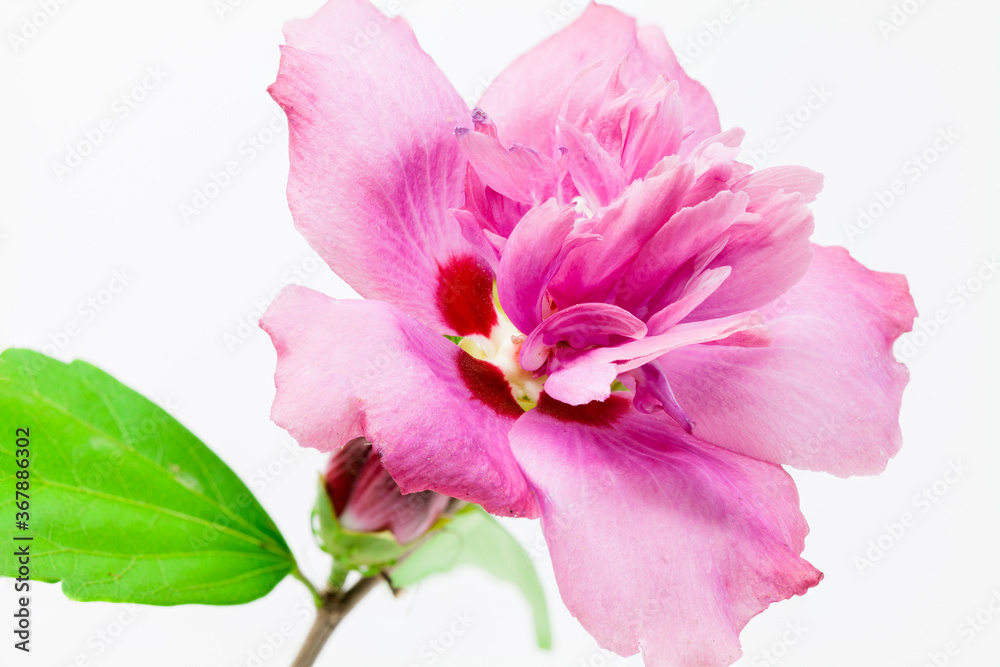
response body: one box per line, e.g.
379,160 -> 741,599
311,475 -> 408,584
390,504 -> 552,649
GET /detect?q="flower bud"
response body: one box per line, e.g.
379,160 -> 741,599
324,437 -> 450,543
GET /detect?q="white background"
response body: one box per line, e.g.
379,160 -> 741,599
2,0 -> 999,665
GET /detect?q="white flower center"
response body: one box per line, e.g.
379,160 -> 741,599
458,293 -> 545,411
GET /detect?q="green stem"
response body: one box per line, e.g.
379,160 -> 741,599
291,566 -> 322,608
290,576 -> 382,667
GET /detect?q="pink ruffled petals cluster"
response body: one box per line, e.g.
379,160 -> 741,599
261,2 -> 916,665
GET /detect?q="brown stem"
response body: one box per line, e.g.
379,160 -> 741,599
291,576 -> 382,667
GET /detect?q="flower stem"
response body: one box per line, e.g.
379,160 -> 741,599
291,576 -> 383,667
292,566 -> 323,608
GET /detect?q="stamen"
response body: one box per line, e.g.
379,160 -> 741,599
571,195 -> 594,218
458,283 -> 546,412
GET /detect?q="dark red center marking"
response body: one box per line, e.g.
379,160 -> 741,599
457,353 -> 523,419
537,393 -> 629,425
436,255 -> 498,337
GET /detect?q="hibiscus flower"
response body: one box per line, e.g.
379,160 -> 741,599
261,1 -> 916,664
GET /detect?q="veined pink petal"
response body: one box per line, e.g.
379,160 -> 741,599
584,62 -> 636,161
497,200 -> 600,334
543,311 -> 769,406
630,360 -> 692,432
541,362 -> 620,407
452,208 -> 501,272
270,1 -> 494,336
477,3 -> 719,156
326,438 -> 450,544
510,399 -> 822,666
325,436 -> 371,516
456,110 -> 562,205
620,77 -> 685,181
572,67 -> 685,183
339,448 -> 451,544
681,128 -> 748,208
645,265 -> 732,335
555,119 -> 628,211
688,188 -> 816,321
520,302 -> 647,372
615,189 -> 748,318
662,245 -> 917,475
261,285 -> 538,518
731,165 -> 824,204
616,310 -> 770,369
635,24 -> 721,156
550,158 -> 694,308
461,165 -> 530,239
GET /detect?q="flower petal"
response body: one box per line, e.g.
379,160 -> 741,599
555,119 -> 628,211
634,25 -> 721,156
339,448 -> 451,544
477,4 -> 719,156
550,158 -> 695,308
270,1 -> 490,335
543,311 -> 769,406
497,200 -> 600,334
645,266 -> 732,335
691,168 -> 823,319
731,165 -> 824,204
615,189 -> 748,319
597,311 -> 770,372
452,208 -> 501,272
461,162 -> 531,239
681,128 -> 748,208
261,285 -> 538,517
325,436 -> 372,516
689,188 -> 816,321
620,77 -> 685,181
630,360 -> 693,432
662,245 -> 917,475
542,362 -> 619,407
510,399 -> 822,665
456,110 -> 562,205
520,302 -> 647,372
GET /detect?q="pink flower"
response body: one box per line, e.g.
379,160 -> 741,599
262,1 -> 916,664
325,437 -> 450,544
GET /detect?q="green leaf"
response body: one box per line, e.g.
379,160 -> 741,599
391,505 -> 552,649
312,475 -> 407,587
0,349 -> 295,605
